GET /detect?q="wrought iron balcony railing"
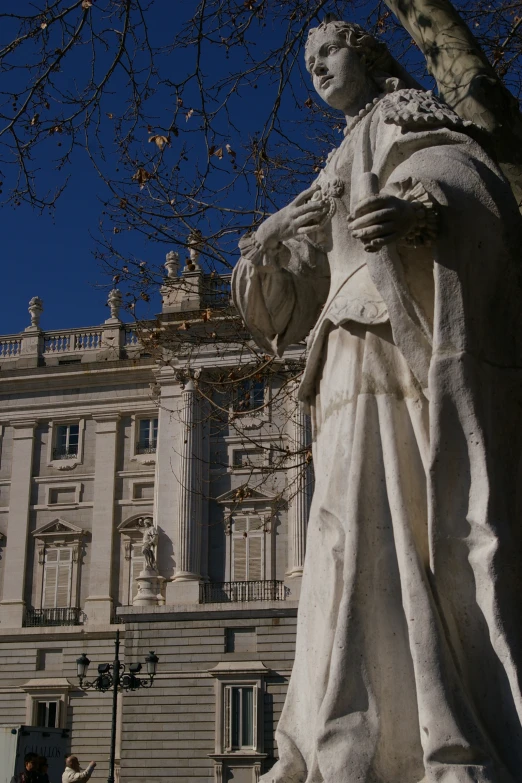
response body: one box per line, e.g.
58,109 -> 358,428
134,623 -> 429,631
24,607 -> 85,627
136,440 -> 157,454
200,580 -> 286,604
52,447 -> 79,460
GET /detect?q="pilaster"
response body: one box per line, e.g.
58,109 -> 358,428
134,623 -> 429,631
167,378 -> 203,604
285,394 -> 312,597
152,366 -> 182,584
0,420 -> 37,627
84,413 -> 120,625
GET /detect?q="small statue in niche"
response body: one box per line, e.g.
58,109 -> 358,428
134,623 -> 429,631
138,516 -> 158,571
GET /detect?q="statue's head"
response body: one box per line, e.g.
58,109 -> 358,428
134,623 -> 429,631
305,17 -> 417,111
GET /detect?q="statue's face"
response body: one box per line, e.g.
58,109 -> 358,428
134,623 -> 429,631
306,28 -> 368,112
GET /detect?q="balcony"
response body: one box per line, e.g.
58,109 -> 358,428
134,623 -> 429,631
136,440 -> 157,455
200,580 -> 286,604
24,607 -> 85,627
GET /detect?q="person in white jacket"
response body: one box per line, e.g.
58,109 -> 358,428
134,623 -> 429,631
62,757 -> 96,783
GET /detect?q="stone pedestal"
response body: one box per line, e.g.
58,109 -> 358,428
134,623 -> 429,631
166,579 -> 201,605
133,566 -> 161,607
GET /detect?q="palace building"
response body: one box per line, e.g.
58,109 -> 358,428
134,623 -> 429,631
0,255 -> 311,783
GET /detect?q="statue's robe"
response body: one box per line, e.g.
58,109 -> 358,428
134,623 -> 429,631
232,89 -> 522,783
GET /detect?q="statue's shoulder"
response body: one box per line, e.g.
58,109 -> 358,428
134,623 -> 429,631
378,88 -> 472,132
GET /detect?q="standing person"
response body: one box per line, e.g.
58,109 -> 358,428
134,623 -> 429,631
62,757 -> 96,783
37,758 -> 49,783
10,752 -> 40,783
233,15 -> 522,783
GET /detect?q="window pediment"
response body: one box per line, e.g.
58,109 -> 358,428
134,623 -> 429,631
33,518 -> 85,543
216,486 -> 276,508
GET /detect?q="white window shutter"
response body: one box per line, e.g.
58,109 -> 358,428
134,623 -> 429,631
224,686 -> 232,752
56,549 -> 72,607
234,517 -> 247,533
42,549 -> 58,609
233,536 -> 247,581
248,536 -> 263,580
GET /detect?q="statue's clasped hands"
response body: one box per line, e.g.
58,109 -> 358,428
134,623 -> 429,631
255,185 -> 329,251
348,193 -> 419,252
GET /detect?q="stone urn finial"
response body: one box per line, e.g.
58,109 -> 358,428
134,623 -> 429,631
107,288 -> 123,321
164,251 -> 180,279
28,296 -> 43,328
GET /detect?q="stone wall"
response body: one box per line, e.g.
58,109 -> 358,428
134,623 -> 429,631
120,607 -> 297,783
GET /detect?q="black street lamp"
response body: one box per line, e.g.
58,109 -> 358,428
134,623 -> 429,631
76,630 -> 159,783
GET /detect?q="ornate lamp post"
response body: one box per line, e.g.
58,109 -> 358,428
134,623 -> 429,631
76,630 -> 159,783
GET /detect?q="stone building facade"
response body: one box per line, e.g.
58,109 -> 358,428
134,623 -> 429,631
0,259 -> 310,783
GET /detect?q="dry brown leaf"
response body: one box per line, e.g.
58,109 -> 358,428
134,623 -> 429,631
214,147 -> 223,159
254,168 -> 265,183
132,168 -> 152,189
40,21 -> 48,29
149,134 -> 170,150
226,144 -> 236,158
30,114 -> 39,126
185,108 -> 194,121
82,0 -> 92,8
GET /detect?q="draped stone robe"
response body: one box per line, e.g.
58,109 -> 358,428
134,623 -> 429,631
232,89 -> 522,783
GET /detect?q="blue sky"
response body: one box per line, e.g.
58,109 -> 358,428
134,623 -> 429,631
0,0 -> 430,335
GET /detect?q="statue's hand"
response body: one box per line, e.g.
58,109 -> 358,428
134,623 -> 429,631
347,194 -> 418,252
255,185 -> 329,251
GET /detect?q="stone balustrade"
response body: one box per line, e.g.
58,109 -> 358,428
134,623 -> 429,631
0,323 -> 142,367
0,336 -> 23,358
43,328 -> 104,354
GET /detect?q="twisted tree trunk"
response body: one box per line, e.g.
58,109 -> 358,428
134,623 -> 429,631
383,0 -> 522,207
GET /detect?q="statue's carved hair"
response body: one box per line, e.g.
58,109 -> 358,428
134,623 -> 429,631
305,17 -> 421,92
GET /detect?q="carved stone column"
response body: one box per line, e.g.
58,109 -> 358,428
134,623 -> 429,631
286,394 -> 312,581
175,379 -> 202,580
168,378 -> 202,603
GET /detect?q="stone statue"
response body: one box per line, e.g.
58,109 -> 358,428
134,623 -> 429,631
138,517 -> 158,571
232,18 -> 522,783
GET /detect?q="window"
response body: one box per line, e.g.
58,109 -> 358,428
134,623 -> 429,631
36,700 -> 60,728
42,548 -> 72,608
225,685 -> 257,750
33,520 -> 84,615
53,423 -> 79,459
233,380 -> 265,413
137,417 -> 158,454
232,518 -> 264,581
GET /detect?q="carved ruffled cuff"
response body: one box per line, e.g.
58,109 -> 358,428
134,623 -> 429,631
390,178 -> 439,247
238,231 -> 264,261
